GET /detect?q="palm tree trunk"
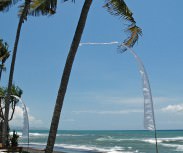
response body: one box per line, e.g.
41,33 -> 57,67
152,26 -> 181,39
2,0 -> 30,146
45,0 -> 92,152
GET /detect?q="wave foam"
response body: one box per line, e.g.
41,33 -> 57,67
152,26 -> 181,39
57,144 -> 133,153
21,142 -> 135,153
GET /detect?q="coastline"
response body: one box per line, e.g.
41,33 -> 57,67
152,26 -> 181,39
0,147 -> 66,153
22,147 -> 66,153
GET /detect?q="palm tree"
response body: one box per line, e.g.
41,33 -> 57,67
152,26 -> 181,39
2,0 -> 32,145
0,39 -> 10,81
45,0 -> 142,152
1,0 -> 57,146
0,84 -> 23,144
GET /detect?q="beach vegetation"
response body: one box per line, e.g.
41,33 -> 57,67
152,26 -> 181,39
0,39 -> 10,81
0,84 -> 23,145
1,0 -> 57,147
10,130 -> 19,147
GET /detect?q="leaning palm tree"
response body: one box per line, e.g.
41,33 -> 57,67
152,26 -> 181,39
45,0 -> 142,152
1,0 -> 57,146
0,39 -> 10,81
2,0 -> 32,145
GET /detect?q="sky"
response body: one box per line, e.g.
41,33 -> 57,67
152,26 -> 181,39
1,0 -> 183,130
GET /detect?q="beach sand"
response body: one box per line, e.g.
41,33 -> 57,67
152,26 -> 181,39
22,147 -> 65,153
0,147 -> 65,153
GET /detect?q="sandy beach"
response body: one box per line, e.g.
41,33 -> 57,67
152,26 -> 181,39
22,147 -> 65,153
0,147 -> 65,153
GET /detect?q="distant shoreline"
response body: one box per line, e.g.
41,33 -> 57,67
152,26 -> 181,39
12,129 -> 183,131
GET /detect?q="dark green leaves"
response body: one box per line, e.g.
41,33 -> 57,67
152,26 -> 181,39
0,39 -> 10,64
104,0 -> 142,50
28,0 -> 57,16
0,84 -> 23,98
0,0 -> 19,12
104,0 -> 135,23
18,0 -> 57,17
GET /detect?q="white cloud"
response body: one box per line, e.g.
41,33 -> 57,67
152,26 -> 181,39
161,104 -> 183,112
96,96 -> 175,105
98,110 -> 142,114
9,105 -> 43,128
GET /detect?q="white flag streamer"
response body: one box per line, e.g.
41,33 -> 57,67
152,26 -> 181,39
11,95 -> 29,137
79,41 -> 119,46
79,41 -> 156,131
79,42 -> 158,152
122,45 -> 156,131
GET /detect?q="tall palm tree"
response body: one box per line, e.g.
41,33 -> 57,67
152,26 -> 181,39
2,0 -> 32,145
45,0 -> 142,152
45,0 -> 93,152
1,0 -> 57,146
0,39 -> 10,81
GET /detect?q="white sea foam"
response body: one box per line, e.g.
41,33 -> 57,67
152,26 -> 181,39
29,133 -> 48,137
160,137 -> 183,142
17,132 -> 85,137
61,134 -> 84,137
22,142 -> 135,153
160,143 -> 183,152
142,137 -> 183,144
142,137 -> 183,152
57,144 -> 133,153
142,138 -> 162,144
96,137 -> 139,142
9,131 -> 22,136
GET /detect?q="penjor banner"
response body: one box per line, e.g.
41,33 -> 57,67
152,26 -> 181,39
125,47 -> 156,131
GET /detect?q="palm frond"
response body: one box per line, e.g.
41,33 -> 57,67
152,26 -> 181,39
119,24 -> 142,52
104,0 -> 142,51
30,0 -> 57,16
10,84 -> 23,97
0,86 -> 6,97
19,0 -> 57,17
0,39 -> 10,62
0,0 -> 19,12
0,64 -> 6,72
104,0 -> 135,23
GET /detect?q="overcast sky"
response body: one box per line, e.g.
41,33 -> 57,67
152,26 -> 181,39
1,0 -> 183,130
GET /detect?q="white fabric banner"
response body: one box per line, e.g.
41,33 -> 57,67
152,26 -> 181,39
124,46 -> 156,131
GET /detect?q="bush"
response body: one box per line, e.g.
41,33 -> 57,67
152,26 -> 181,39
10,130 -> 19,147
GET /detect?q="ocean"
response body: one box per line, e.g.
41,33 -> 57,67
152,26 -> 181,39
17,130 -> 183,153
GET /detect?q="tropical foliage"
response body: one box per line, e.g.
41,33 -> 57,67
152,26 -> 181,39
103,0 -> 142,50
0,85 -> 23,122
0,84 -> 23,144
1,0 -> 57,146
0,39 -> 10,81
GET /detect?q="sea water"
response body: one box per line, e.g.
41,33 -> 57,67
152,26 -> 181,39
17,130 -> 183,153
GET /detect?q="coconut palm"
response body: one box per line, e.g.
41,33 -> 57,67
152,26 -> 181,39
45,0 -> 142,152
0,84 -> 23,144
0,39 -> 10,81
1,0 -> 57,146
2,0 -> 32,145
